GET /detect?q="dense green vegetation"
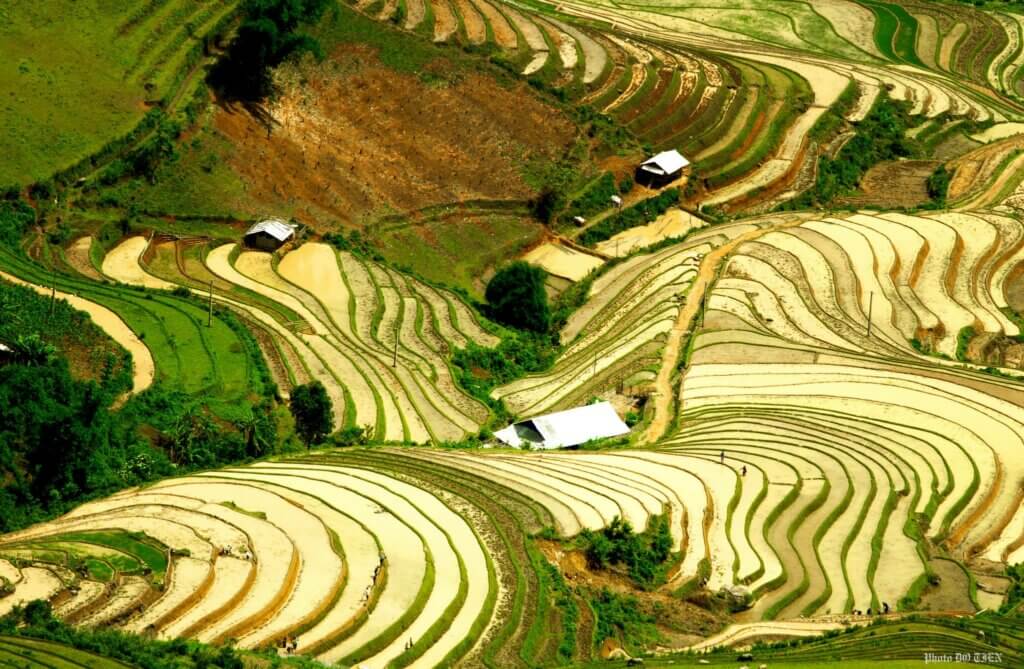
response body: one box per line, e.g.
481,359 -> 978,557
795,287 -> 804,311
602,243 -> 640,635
0,195 -> 35,246
452,332 -> 557,421
0,241 -> 287,533
578,189 -> 680,247
0,346 -> 281,532
784,98 -> 916,208
485,261 -> 552,333
808,82 -> 859,143
1002,562 -> 1024,614
0,356 -> 131,530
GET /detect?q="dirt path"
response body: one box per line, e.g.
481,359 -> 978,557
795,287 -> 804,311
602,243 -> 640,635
640,222 -> 799,444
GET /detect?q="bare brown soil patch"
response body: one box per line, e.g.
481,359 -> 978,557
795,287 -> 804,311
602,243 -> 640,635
213,45 -> 575,230
837,160 -> 940,209
919,558 -> 975,612
66,236 -> 103,281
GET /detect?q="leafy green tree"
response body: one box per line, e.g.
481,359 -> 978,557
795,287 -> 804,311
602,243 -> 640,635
208,0 -> 333,101
927,164 -> 952,206
531,187 -> 566,224
290,381 -> 334,448
485,261 -> 551,333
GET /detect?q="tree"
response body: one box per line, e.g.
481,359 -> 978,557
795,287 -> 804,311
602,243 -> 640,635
289,381 -> 334,448
531,188 -> 564,224
207,0 -> 332,102
485,261 -> 551,333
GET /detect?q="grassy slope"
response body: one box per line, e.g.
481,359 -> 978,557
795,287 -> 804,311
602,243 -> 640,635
0,2 -> 143,185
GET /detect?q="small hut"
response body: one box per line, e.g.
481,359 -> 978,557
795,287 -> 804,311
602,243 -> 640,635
244,219 -> 296,251
635,149 -> 689,189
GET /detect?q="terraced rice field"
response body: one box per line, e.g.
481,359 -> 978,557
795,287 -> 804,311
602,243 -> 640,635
5,204 -> 1024,660
0,636 -> 133,668
106,237 -> 498,442
0,241 -> 255,414
12,2 -> 1024,664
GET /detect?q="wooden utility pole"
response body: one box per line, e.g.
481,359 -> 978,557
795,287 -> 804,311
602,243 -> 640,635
207,280 -> 214,327
393,319 -> 399,368
866,291 -> 874,338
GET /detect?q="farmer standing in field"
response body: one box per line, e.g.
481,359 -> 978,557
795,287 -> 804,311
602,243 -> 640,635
720,450 -> 725,464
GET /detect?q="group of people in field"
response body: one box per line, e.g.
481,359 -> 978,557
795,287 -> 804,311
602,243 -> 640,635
218,544 -> 253,561
362,552 -> 387,604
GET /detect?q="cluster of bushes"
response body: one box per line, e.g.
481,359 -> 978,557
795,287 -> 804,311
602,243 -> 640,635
588,587 -> 661,653
452,332 -> 557,401
808,80 -> 859,143
458,258 -> 608,412
955,325 -> 976,361
784,97 -> 917,208
580,515 -> 675,588
323,229 -> 385,262
565,173 -> 617,221
572,104 -> 638,154
578,188 -> 680,247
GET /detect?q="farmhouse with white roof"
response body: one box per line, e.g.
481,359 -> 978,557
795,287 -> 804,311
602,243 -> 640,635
493,401 -> 630,450
635,149 -> 690,189
244,218 -> 296,251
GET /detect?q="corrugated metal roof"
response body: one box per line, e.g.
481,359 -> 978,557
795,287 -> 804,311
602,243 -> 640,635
640,149 -> 689,176
245,219 -> 295,242
494,401 -> 630,449
0,343 -> 11,353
